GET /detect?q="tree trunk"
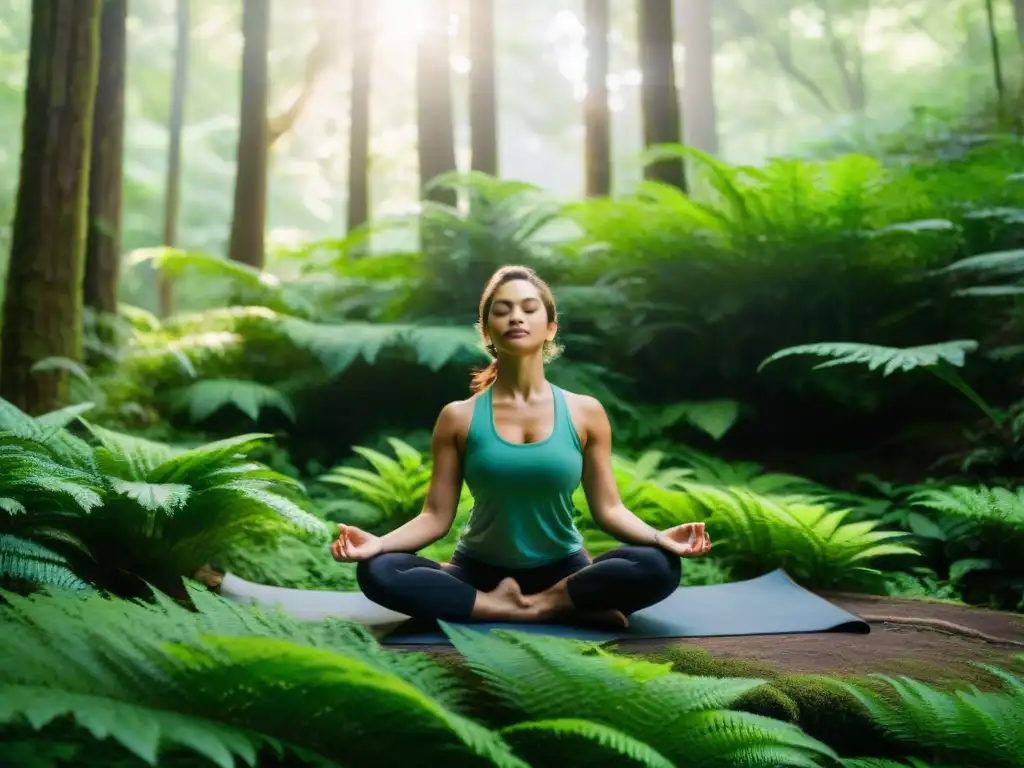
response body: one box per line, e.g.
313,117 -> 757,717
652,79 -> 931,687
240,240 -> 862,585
678,0 -> 717,154
228,0 -> 270,269
468,0 -> 497,176
1014,0 -> 1024,48
1,0 -> 101,414
84,0 -> 127,319
159,0 -> 190,316
416,0 -> 457,206
347,0 -> 372,232
638,0 -> 685,190
584,0 -> 611,197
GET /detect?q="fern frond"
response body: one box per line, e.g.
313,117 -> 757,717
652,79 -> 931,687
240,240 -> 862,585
0,535 -> 92,591
172,379 -> 296,424
758,340 -> 978,376
443,625 -> 837,766
910,485 -> 1024,529
673,484 -> 918,588
0,588 -> 515,767
835,667 -> 1024,768
500,718 -> 676,768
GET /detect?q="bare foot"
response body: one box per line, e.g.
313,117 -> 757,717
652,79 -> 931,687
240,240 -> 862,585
471,578 -> 533,621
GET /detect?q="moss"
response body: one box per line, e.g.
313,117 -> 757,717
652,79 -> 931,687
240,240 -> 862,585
611,645 -> 924,760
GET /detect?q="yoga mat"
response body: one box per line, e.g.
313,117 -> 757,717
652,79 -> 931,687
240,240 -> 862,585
218,568 -> 870,646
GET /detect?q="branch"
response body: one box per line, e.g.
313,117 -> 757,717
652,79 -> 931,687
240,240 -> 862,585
732,3 -> 836,113
267,22 -> 335,147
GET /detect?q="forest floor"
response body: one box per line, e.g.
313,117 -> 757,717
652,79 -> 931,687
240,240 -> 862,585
407,591 -> 1024,686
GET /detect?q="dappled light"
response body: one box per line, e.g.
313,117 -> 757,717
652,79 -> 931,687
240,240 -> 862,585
0,0 -> 1023,766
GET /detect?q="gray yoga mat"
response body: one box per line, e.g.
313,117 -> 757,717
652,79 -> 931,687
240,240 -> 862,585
218,568 -> 870,646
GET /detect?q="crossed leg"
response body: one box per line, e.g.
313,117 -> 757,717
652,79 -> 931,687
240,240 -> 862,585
355,545 -> 681,626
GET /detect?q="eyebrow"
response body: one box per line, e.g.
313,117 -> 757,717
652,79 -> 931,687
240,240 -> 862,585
493,297 -> 540,307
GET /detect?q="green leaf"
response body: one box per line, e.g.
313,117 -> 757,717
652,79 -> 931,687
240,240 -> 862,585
110,479 -> 192,514
758,341 -> 979,376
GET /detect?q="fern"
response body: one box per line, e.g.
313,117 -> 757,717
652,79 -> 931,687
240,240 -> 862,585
834,662 -> 1024,768
758,340 -> 978,376
677,483 -> 918,588
172,378 -> 297,423
0,393 -> 328,595
0,534 -> 92,591
566,446 -> 916,588
319,438 -> 432,525
758,340 -> 999,426
499,718 -> 676,767
443,624 -> 838,767
0,587 -> 521,767
909,486 -> 1024,569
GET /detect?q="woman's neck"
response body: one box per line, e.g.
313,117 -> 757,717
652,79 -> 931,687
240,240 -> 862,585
492,354 -> 548,400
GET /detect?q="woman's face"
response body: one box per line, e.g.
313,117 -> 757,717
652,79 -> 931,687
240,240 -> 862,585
485,279 -> 556,356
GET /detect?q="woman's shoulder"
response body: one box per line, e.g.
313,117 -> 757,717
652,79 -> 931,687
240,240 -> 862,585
557,387 -> 605,416
434,394 -> 482,436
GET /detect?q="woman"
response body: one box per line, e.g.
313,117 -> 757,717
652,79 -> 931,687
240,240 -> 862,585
331,265 -> 712,628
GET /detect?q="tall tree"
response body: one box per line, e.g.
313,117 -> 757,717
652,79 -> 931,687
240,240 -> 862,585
1014,0 -> 1024,48
228,0 -> 271,269
678,0 -> 717,154
347,0 -> 373,232
416,0 -> 457,206
84,0 -> 127,320
638,0 -> 685,190
159,0 -> 190,316
584,0 -> 612,196
1,0 -> 102,414
468,0 -> 498,176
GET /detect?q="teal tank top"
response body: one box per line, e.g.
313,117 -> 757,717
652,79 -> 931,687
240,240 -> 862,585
454,383 -> 585,568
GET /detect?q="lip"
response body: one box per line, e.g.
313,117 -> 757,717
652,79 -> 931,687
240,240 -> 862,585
503,329 -> 529,338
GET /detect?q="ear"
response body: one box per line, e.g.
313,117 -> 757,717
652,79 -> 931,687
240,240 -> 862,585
546,321 -> 558,341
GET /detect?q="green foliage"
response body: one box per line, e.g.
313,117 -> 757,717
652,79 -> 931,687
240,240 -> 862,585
0,396 -> 327,596
835,659 -> 1024,768
568,447 -> 918,589
318,437 -> 433,528
171,378 -> 297,424
0,584 -> 884,768
445,623 -> 838,767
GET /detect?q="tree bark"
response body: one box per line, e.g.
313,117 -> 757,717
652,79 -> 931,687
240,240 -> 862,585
159,0 -> 190,316
584,0 -> 611,196
228,0 -> 270,269
1011,0 -> 1023,49
638,0 -> 685,190
1,0 -> 102,414
84,0 -> 127,318
416,0 -> 457,206
678,0 -> 717,154
468,0 -> 497,176
347,0 -> 373,232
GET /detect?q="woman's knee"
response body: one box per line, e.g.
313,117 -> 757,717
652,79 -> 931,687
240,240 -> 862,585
354,552 -> 404,598
626,545 -> 682,594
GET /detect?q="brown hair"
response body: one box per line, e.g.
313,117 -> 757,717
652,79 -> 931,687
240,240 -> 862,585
470,265 -> 560,394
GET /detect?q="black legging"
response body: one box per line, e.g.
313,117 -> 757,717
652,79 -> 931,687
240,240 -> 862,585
356,545 -> 681,622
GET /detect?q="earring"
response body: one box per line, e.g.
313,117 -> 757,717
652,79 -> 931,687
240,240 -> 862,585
486,344 -> 496,355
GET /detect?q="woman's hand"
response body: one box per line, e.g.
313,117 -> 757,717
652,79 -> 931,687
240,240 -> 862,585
330,524 -> 383,562
656,522 -> 712,557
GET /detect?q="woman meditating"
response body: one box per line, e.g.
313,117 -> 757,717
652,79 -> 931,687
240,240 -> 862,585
330,265 -> 712,628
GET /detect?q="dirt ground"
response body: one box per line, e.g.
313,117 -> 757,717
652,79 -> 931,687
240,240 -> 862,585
407,590 -> 1024,685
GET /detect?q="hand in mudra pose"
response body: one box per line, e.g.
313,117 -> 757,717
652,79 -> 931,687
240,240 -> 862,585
331,524 -> 382,562
655,522 -> 712,558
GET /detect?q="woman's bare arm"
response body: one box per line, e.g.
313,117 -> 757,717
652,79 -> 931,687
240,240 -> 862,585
378,402 -> 467,554
578,396 -> 663,545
